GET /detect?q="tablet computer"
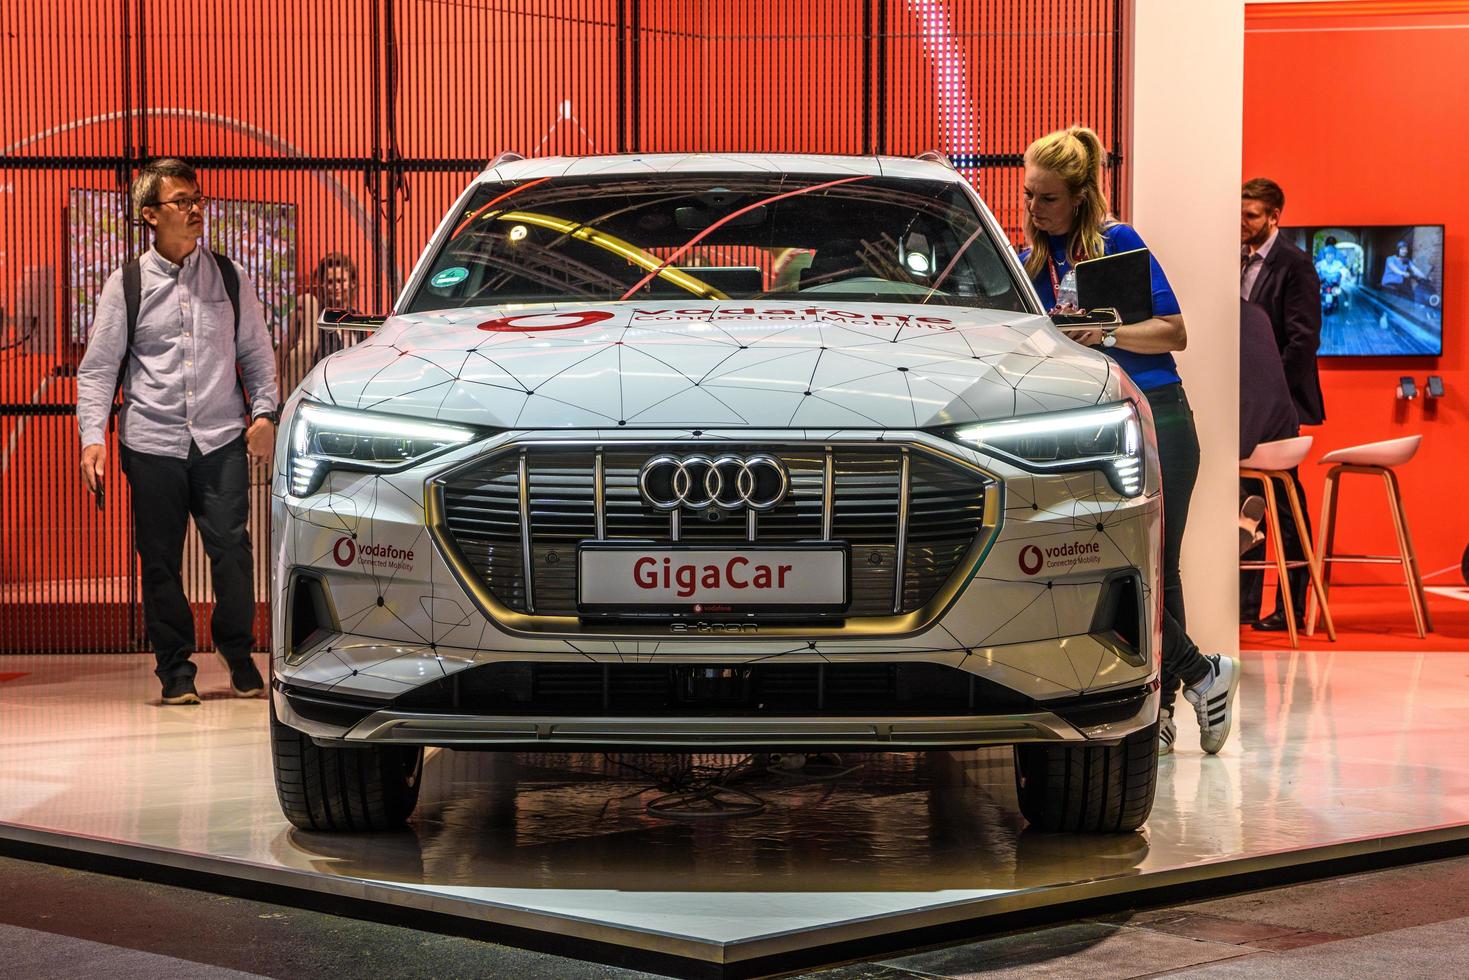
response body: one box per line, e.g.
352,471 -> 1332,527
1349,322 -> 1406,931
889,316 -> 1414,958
1052,308 -> 1122,331
1075,247 -> 1153,324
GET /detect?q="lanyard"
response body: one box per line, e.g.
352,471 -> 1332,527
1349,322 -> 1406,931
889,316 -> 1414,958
1045,234 -> 1084,297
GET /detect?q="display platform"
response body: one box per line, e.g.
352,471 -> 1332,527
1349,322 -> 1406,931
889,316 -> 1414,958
3,650 -> 1469,977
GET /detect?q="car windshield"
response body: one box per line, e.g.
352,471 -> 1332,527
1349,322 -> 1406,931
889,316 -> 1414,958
403,172 -> 1029,314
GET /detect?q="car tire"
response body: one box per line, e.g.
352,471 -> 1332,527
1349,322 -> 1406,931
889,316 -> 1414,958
1013,720 -> 1159,833
270,701 -> 423,832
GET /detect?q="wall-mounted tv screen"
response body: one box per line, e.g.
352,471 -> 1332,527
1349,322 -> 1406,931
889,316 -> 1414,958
1281,224 -> 1444,357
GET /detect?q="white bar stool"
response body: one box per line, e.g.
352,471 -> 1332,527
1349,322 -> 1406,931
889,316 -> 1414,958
1240,435 -> 1336,648
1312,435 -> 1432,638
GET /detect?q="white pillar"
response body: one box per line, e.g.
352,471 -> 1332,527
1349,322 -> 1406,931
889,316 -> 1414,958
1130,0 -> 1244,655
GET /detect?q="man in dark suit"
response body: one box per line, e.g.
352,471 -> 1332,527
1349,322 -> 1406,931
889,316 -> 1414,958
1240,177 -> 1322,629
1242,177 -> 1325,426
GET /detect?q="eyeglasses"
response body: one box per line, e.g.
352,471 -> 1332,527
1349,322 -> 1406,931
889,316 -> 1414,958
149,195 -> 209,213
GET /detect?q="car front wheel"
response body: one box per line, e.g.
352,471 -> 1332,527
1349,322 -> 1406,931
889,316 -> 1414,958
1013,720 -> 1159,833
270,701 -> 423,832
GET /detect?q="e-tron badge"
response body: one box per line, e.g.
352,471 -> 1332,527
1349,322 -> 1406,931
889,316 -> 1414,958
638,453 -> 789,512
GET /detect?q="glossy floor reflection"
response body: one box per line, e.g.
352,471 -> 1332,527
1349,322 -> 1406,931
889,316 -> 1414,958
2,651 -> 1468,963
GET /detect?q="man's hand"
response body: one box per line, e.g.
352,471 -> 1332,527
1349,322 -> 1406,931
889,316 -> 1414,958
246,417 -> 276,460
80,443 -> 106,493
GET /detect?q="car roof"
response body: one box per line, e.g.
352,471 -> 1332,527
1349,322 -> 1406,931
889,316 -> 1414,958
475,152 -> 964,185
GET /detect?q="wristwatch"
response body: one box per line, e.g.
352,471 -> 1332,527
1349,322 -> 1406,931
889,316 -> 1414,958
1100,329 -> 1118,349
252,410 -> 280,425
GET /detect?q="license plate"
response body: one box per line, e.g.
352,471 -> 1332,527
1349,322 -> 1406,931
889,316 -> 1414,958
578,546 -> 847,610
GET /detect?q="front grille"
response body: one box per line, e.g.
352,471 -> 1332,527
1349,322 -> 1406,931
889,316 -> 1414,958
391,661 -> 1034,716
437,441 -> 994,624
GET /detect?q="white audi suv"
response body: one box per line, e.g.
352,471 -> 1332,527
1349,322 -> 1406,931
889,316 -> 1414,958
269,153 -> 1162,834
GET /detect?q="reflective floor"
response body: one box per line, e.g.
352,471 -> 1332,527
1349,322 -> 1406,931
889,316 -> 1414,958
2,651 -> 1468,965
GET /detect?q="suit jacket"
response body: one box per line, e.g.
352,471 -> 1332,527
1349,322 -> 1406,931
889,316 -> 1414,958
1248,237 -> 1326,425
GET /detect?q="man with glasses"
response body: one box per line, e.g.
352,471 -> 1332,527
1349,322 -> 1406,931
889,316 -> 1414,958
76,158 -> 279,705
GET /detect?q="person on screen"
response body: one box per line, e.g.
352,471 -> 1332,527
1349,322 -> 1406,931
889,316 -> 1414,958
75,158 -> 278,706
1020,126 -> 1240,758
1380,240 -> 1428,301
1314,243 -> 1349,318
1315,244 -> 1347,290
281,252 -> 360,397
1333,239 -> 1358,309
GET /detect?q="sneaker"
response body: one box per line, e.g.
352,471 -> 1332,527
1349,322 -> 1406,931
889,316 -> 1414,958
1183,654 -> 1240,755
230,658 -> 266,698
160,676 -> 201,705
1158,709 -> 1177,757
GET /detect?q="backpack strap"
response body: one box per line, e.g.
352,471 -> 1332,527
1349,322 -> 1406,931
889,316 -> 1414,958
112,259 -> 142,413
210,250 -> 240,336
209,250 -> 252,414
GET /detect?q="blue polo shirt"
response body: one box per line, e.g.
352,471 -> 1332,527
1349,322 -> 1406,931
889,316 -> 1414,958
1023,223 -> 1183,392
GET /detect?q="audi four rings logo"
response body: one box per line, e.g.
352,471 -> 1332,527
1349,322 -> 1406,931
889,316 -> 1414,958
638,453 -> 790,512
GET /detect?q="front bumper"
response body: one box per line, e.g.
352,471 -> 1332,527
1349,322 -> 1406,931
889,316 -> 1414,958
274,676 -> 1159,750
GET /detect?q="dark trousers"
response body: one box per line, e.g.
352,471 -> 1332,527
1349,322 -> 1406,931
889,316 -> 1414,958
120,437 -> 256,684
1239,468 -> 1312,622
1146,384 -> 1213,713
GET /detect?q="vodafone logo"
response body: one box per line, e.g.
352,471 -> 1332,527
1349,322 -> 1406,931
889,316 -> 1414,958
1019,539 -> 1103,577
330,535 -> 416,572
1019,545 -> 1044,576
478,310 -> 614,332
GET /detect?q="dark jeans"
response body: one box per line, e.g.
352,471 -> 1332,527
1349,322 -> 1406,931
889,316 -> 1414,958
1146,384 -> 1213,713
120,437 -> 256,684
1239,468 -> 1312,623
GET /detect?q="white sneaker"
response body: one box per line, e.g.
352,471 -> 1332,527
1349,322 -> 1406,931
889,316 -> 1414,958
1184,654 -> 1240,755
1158,709 -> 1177,757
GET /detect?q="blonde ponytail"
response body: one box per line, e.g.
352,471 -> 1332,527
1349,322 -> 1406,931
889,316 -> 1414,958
1022,126 -> 1111,280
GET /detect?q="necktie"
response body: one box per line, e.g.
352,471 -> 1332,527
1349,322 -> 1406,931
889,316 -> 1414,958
1241,250 -> 1261,299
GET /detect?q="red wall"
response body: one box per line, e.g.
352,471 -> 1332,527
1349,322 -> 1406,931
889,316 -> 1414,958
1244,1 -> 1469,585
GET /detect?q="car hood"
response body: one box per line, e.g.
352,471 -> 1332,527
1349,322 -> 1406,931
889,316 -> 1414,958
303,301 -> 1121,430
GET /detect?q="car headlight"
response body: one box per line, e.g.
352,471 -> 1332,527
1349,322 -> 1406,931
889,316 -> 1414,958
287,403 -> 479,497
950,401 -> 1144,497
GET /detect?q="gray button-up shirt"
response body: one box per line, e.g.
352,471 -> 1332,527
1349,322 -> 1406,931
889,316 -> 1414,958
77,245 -> 279,458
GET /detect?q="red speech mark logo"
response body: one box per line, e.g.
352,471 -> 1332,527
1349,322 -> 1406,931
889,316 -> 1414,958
1019,545 -> 1043,576
478,310 -> 614,332
333,536 -> 357,567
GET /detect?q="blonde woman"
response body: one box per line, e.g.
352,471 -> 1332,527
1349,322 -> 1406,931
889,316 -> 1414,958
1019,126 -> 1239,756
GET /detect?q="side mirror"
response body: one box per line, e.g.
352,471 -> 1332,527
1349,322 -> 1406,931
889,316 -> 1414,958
318,308 -> 388,332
